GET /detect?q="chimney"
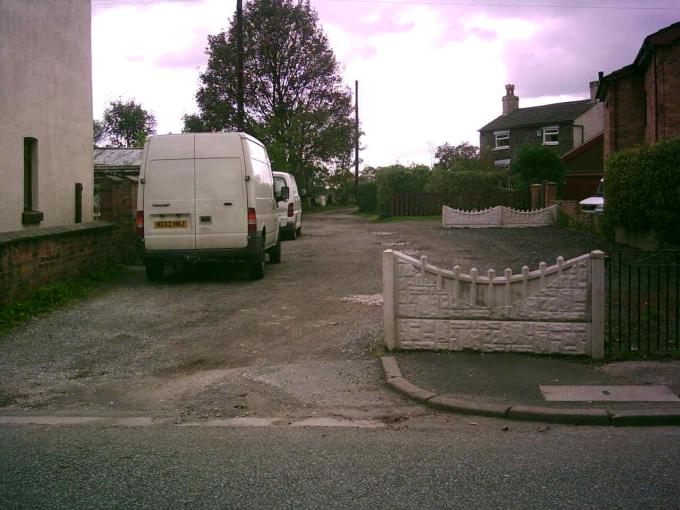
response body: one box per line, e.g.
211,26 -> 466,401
589,80 -> 599,101
502,84 -> 519,115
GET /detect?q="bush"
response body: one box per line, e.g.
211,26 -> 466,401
425,167 -> 509,196
510,144 -> 565,192
375,164 -> 430,217
605,138 -> 680,245
356,181 -> 377,213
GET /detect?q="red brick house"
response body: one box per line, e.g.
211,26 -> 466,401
597,21 -> 680,157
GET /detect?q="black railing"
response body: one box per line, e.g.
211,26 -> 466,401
606,250 -> 680,354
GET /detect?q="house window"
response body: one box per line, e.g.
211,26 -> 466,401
494,131 -> 509,150
24,137 -> 37,210
542,127 -> 559,145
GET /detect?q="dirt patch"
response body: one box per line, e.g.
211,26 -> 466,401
0,210 -> 617,421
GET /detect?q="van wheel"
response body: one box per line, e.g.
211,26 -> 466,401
296,225 -> 302,236
288,227 -> 297,241
145,260 -> 164,282
268,235 -> 282,264
250,244 -> 265,280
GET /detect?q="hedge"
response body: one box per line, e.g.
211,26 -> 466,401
356,181 -> 377,213
375,165 -> 430,217
605,138 -> 680,245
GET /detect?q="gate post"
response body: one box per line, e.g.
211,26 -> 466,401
590,250 -> 605,359
383,249 -> 397,350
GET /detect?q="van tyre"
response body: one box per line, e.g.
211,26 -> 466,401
145,260 -> 164,282
268,235 -> 282,264
250,243 -> 265,280
288,227 -> 297,241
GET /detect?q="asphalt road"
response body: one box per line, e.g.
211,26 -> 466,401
2,421 -> 680,509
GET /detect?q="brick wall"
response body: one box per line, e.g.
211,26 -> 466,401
653,45 -> 680,142
603,73 -> 647,158
480,122 -> 576,164
383,250 -> 605,358
1,178 -> 139,304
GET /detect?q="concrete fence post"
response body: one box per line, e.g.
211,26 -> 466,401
590,250 -> 606,359
383,249 -> 397,350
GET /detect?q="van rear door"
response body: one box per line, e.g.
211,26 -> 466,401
195,134 -> 248,249
144,135 -> 196,251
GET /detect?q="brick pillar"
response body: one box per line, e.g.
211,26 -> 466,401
544,182 -> 557,207
530,184 -> 542,210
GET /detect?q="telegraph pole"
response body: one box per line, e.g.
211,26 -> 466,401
354,80 -> 359,188
236,0 -> 245,132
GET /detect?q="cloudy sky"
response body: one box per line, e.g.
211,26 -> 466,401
91,0 -> 679,167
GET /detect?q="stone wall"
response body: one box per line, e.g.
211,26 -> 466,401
383,250 -> 605,358
442,205 -> 557,228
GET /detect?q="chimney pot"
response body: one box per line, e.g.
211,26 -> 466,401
502,84 -> 519,115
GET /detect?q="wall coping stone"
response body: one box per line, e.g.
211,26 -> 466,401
0,221 -> 114,247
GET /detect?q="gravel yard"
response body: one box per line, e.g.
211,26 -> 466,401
0,209 -> 614,422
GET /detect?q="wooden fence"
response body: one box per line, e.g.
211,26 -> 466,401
391,191 -> 527,217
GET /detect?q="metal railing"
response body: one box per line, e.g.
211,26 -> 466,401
606,250 -> 680,354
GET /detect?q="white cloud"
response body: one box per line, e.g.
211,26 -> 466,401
92,0 -> 235,132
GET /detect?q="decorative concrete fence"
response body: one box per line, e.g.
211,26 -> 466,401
383,249 -> 605,358
442,204 -> 558,228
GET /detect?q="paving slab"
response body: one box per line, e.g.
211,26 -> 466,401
540,385 -> 680,402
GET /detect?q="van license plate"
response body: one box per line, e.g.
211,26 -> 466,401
154,220 -> 188,229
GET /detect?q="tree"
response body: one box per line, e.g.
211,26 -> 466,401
102,99 -> 156,147
182,113 -> 208,133
510,144 -> 565,191
187,0 -> 355,190
434,142 -> 480,170
93,119 -> 106,146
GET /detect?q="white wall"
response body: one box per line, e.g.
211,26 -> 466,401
383,250 -> 605,358
0,0 -> 93,233
573,102 -> 604,147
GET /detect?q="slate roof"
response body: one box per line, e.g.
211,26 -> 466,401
479,99 -> 595,132
93,147 -> 143,169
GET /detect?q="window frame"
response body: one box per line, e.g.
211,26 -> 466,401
542,126 -> 559,145
493,130 -> 510,150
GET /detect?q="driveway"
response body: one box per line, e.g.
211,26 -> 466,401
0,210 -> 612,423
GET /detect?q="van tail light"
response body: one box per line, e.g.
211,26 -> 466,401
135,211 -> 144,238
287,203 -> 294,217
247,207 -> 257,234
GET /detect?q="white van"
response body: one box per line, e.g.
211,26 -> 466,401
135,133 -> 288,281
273,171 -> 302,240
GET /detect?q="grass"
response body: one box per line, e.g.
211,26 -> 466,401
0,266 -> 126,333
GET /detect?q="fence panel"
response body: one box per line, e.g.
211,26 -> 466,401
391,191 -> 527,217
606,250 -> 680,354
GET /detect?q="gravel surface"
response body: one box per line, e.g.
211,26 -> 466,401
0,210 -> 615,422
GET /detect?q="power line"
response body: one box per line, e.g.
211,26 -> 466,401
326,0 -> 680,10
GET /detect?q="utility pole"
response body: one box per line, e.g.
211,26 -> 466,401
354,80 -> 359,188
236,0 -> 244,132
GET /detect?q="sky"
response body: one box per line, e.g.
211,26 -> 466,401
91,0 -> 680,168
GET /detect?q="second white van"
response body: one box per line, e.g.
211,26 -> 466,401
135,132 -> 288,280
273,171 -> 302,240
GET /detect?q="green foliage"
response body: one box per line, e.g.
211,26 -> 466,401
375,164 -> 430,217
101,99 -> 156,147
605,138 -> 680,245
425,168 -> 507,196
182,113 -> 209,133
510,144 -> 565,191
93,119 -> 106,146
434,142 -> 480,171
356,181 -> 377,213
0,267 -> 125,333
189,0 -> 354,191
